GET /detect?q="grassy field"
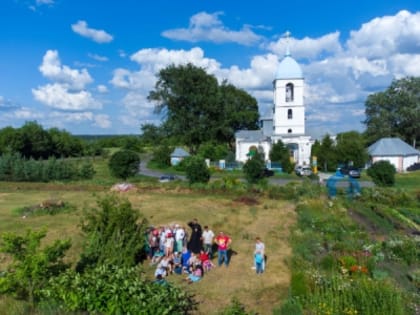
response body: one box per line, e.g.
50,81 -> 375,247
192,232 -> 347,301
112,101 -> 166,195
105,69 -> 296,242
0,182 -> 296,314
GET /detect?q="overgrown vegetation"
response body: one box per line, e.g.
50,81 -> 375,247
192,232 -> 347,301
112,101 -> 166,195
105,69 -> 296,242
280,185 -> 419,315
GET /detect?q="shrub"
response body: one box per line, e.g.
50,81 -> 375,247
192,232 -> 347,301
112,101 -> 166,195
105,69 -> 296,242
242,153 -> 265,184
108,149 -> 140,180
42,264 -> 196,314
367,160 -> 396,187
0,229 -> 71,305
77,195 -> 148,271
185,156 -> 210,184
78,160 -> 95,179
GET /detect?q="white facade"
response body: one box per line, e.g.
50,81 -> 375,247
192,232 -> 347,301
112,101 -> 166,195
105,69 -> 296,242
235,135 -> 271,162
371,155 -> 419,173
235,51 -> 313,166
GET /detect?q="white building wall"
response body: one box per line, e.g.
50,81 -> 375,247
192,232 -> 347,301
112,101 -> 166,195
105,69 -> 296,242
371,155 -> 419,172
235,139 -> 271,162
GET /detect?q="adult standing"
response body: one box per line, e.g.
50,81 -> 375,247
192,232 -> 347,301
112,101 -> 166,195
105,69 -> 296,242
174,224 -> 185,253
187,218 -> 202,254
255,237 -> 265,271
215,231 -> 231,267
202,225 -> 215,258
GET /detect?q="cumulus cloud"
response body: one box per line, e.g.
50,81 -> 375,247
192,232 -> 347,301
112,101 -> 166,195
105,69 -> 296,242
33,50 -> 102,112
346,10 -> 420,59
71,20 -> 113,43
94,114 -> 112,128
267,31 -> 343,60
32,83 -> 101,111
162,11 -> 262,46
39,50 -> 92,90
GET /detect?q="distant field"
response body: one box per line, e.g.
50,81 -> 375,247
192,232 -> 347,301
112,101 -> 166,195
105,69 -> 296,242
0,183 -> 295,314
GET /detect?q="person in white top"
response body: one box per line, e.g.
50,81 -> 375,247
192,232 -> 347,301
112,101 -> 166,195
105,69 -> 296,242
254,237 -> 265,271
202,225 -> 215,258
175,225 -> 185,253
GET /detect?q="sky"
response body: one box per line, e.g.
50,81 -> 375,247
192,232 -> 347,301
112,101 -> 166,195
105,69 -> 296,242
1,0 -> 419,138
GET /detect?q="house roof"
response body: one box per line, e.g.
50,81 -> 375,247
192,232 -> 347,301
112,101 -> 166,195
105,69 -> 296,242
368,137 -> 420,157
235,130 -> 268,142
171,147 -> 190,157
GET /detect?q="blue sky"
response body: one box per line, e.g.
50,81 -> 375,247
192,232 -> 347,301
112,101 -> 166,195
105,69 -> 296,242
1,0 -> 419,138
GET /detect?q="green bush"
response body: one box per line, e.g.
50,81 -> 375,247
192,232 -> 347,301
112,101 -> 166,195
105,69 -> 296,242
108,149 -> 140,180
42,264 -> 196,314
367,160 -> 396,187
242,153 -> 265,184
77,195 -> 148,271
185,156 -> 210,184
0,229 -> 71,305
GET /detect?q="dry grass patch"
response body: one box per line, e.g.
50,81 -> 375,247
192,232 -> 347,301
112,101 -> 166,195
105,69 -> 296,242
0,187 -> 296,314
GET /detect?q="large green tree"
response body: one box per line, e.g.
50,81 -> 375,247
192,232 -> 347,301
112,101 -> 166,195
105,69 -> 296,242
148,63 -> 259,153
335,131 -> 368,168
364,77 -> 420,147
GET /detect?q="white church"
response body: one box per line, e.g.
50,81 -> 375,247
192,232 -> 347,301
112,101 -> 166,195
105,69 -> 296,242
235,46 -> 313,167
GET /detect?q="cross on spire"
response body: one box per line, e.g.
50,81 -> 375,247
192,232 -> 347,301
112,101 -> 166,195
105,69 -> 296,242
284,30 -> 291,56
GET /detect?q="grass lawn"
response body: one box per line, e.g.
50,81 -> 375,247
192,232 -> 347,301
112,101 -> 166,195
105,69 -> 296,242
0,183 -> 295,314
395,170 -> 420,192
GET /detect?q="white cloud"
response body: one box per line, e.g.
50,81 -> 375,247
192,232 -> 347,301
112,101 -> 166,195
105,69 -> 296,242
97,85 -> 108,93
33,50 -> 102,112
4,107 -> 44,120
88,53 -> 109,62
32,83 -> 101,111
39,50 -> 93,90
162,11 -> 262,46
94,114 -> 112,128
130,47 -> 221,74
267,32 -> 343,60
49,111 -> 94,124
347,10 -> 420,59
71,20 -> 113,44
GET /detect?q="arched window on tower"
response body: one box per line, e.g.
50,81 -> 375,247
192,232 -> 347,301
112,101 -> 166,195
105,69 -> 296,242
287,109 -> 293,119
288,129 -> 292,134
285,83 -> 294,102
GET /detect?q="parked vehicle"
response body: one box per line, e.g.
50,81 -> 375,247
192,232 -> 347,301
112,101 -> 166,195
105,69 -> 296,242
338,166 -> 361,178
295,165 -> 312,176
159,174 -> 177,183
263,168 -> 275,177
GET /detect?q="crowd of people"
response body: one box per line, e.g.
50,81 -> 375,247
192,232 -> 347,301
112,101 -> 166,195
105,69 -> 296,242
147,218 -> 266,285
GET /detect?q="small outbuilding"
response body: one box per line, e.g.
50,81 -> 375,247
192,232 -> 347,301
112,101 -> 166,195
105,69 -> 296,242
367,137 -> 420,172
170,147 -> 190,166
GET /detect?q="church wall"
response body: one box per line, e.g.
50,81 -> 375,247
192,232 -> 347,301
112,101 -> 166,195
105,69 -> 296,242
235,139 -> 271,162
